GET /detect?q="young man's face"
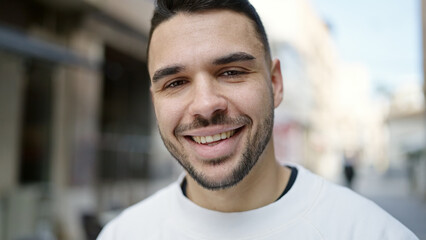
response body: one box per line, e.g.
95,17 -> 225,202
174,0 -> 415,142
148,10 -> 283,190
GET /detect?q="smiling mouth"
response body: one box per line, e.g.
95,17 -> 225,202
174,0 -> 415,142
190,129 -> 239,145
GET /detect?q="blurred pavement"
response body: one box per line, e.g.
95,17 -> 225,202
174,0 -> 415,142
353,166 -> 426,239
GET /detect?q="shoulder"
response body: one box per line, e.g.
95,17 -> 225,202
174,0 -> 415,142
97,181 -> 180,239
298,168 -> 418,239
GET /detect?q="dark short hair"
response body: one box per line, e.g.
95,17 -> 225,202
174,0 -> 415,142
147,0 -> 271,63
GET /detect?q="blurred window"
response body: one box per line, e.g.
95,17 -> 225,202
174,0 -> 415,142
99,46 -> 152,180
19,59 -> 54,184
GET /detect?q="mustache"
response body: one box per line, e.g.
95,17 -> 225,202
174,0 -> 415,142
174,112 -> 252,135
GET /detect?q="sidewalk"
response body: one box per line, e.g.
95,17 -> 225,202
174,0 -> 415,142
352,167 -> 426,239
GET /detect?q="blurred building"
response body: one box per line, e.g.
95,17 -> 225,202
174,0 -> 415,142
424,0 -> 426,100
252,0 -> 386,181
252,0 -> 340,178
0,0 -> 183,239
422,0 -> 426,200
386,83 -> 426,198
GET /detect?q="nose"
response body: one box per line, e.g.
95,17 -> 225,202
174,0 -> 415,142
188,75 -> 228,119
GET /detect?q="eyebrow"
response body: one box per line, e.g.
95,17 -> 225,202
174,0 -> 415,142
151,52 -> 255,83
152,65 -> 185,83
212,52 -> 256,65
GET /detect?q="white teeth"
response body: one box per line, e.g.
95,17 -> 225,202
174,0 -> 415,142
191,130 -> 235,144
213,134 -> 221,141
221,132 -> 226,139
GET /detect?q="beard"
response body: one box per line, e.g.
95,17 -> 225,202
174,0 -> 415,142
159,106 -> 274,191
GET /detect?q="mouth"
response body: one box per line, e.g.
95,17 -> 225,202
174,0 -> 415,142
188,127 -> 242,145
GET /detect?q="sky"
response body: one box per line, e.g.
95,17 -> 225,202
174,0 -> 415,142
309,0 -> 423,93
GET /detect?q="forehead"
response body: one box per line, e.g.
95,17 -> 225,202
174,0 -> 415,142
148,10 -> 264,74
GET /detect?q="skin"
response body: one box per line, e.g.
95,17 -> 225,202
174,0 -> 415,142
148,10 -> 290,212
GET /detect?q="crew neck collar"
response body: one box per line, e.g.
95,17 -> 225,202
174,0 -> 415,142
169,165 -> 322,239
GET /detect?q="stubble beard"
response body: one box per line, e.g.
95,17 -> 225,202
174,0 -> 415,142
159,106 -> 274,191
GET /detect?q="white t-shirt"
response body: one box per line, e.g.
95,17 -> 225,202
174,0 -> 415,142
97,165 -> 418,239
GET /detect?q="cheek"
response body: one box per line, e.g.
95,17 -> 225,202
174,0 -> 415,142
154,98 -> 183,134
229,82 -> 271,118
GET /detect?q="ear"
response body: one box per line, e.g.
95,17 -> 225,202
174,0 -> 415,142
270,58 -> 284,108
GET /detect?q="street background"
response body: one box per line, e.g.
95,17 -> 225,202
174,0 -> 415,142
0,0 -> 425,239
351,166 -> 426,239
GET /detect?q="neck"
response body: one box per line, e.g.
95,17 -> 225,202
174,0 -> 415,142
185,141 -> 291,212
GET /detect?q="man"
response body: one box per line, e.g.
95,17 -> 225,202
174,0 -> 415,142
98,0 -> 418,239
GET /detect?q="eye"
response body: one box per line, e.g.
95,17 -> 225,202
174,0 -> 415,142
165,79 -> 187,89
221,70 -> 244,77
